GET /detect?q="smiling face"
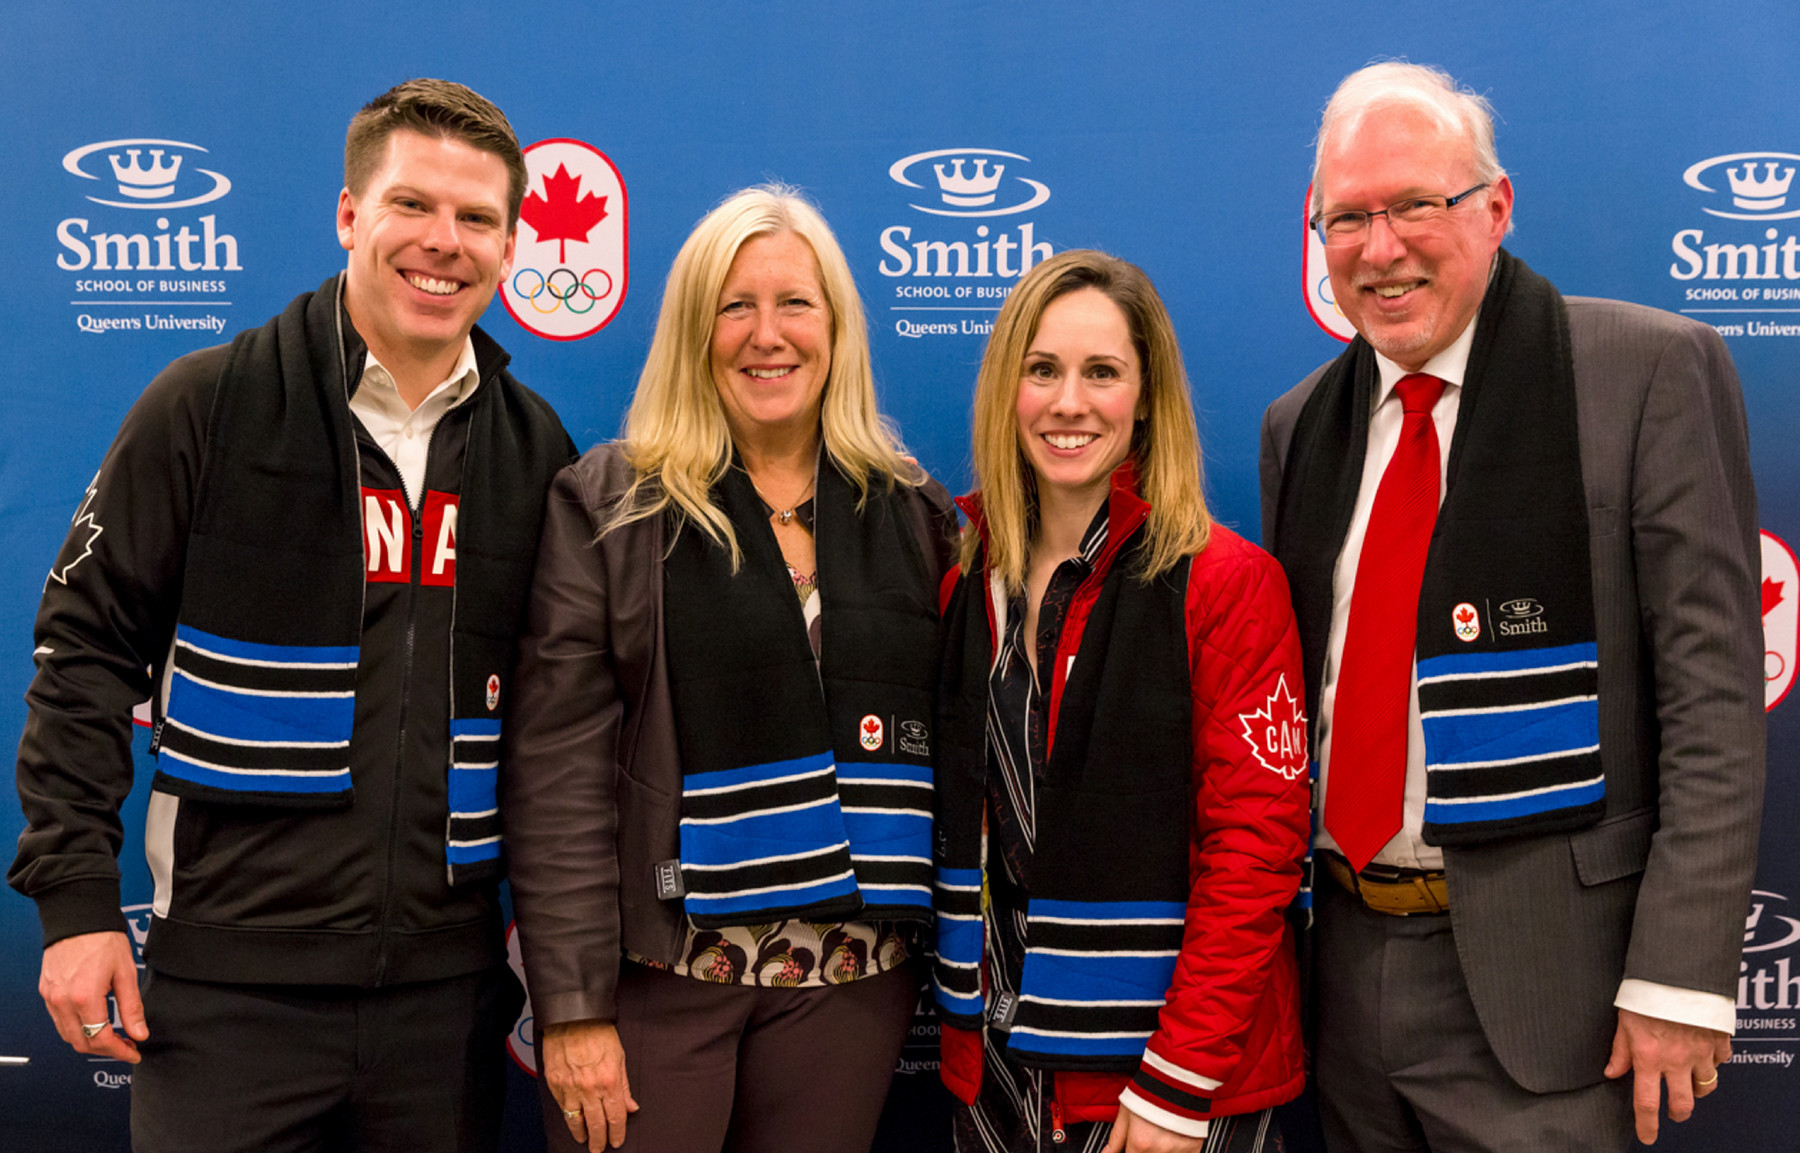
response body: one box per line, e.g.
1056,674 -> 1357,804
709,231 -> 834,448
1316,103 -> 1512,370
337,129 -> 516,378
1015,287 -> 1145,513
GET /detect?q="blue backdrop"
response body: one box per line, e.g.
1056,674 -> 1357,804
4,3 -> 1798,1150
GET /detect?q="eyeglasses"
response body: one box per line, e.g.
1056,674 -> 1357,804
1310,184 -> 1490,248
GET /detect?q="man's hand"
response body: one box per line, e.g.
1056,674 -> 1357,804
1102,1103 -> 1206,1153
542,1020 -> 638,1151
39,931 -> 146,1064
1604,1007 -> 1730,1144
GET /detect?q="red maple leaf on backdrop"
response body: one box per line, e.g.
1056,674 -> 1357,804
519,164 -> 608,264
1455,605 -> 1475,624
1767,577 -> 1787,619
862,718 -> 880,737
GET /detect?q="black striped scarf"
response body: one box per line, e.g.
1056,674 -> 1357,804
661,456 -> 940,928
1272,248 -> 1602,845
150,275 -> 572,885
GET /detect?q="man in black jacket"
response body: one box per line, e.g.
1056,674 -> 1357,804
11,79 -> 575,1153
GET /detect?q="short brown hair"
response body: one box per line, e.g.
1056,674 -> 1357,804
966,249 -> 1211,591
344,79 -> 527,226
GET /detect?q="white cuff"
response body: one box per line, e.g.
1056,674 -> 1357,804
1614,979 -> 1737,1036
1116,1090 -> 1210,1140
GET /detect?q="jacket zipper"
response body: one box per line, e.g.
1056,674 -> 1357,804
369,414 -> 443,984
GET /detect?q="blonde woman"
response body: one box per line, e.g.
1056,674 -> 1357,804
503,186 -> 957,1152
932,250 -> 1308,1153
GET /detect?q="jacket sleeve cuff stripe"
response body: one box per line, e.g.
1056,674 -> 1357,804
1142,1045 -> 1224,1092
1128,1065 -> 1213,1116
1118,1088 -> 1211,1139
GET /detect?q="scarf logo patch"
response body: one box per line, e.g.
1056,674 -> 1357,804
898,719 -> 930,756
860,714 -> 885,751
1496,598 -> 1549,638
1453,602 -> 1482,643
486,674 -> 500,711
1237,673 -> 1308,781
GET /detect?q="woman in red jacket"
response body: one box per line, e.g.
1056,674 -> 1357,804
934,249 -> 1310,1153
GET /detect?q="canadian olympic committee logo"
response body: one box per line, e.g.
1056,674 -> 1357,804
501,138 -> 627,342
1684,153 -> 1800,221
887,148 -> 1051,218
1302,183 -> 1356,342
1765,530 -> 1798,711
62,139 -> 231,209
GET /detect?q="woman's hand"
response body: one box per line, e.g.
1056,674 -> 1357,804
1102,1102 -> 1207,1153
542,1020 -> 639,1150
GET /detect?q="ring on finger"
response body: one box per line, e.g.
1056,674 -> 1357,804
1695,1070 -> 1719,1087
562,1107 -> 583,1119
80,1022 -> 109,1040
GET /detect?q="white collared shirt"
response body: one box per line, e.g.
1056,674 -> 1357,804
347,339 -> 480,505
1310,312 -> 1734,1035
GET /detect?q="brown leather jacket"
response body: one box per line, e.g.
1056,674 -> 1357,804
502,443 -> 957,1028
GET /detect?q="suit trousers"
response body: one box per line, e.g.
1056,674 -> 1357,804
131,964 -> 524,1153
1313,879 -> 1632,1153
536,959 -> 918,1153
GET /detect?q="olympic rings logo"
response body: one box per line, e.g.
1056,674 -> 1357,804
512,267 -> 614,314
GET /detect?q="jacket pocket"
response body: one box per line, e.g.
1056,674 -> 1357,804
1569,806 -> 1654,886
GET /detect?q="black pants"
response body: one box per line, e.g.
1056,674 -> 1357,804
131,965 -> 523,1153
538,961 -> 917,1153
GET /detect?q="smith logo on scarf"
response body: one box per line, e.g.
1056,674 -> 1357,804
362,488 -> 458,585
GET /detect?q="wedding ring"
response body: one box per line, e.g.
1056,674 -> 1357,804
1695,1070 -> 1719,1087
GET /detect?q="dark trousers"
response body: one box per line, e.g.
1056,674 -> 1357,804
538,960 -> 917,1153
1313,879 -> 1632,1153
131,965 -> 523,1153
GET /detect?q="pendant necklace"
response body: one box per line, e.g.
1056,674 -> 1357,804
749,475 -> 815,526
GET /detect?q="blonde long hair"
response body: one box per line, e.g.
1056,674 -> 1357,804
966,249 -> 1210,592
604,185 -> 919,563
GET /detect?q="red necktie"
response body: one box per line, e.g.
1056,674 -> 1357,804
1325,372 -> 1447,872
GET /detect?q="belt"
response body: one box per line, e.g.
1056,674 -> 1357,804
1321,851 -> 1449,916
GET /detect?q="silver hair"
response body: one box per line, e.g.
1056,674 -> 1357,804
1311,61 -> 1506,216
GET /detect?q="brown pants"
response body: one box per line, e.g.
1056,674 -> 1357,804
538,960 -> 917,1153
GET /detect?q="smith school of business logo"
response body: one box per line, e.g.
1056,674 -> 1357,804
1669,152 -> 1800,331
500,138 -> 628,342
879,148 -> 1055,339
59,137 -> 241,337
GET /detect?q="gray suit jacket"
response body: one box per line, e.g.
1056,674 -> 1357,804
1260,296 -> 1765,1092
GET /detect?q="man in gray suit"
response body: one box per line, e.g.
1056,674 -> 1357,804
1261,62 -> 1764,1150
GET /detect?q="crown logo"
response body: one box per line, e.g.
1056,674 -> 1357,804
1726,161 -> 1794,211
107,148 -> 183,200
933,158 -> 1004,207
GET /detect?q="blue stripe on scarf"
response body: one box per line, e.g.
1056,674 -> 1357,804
684,751 -> 836,794
678,805 -> 850,867
451,718 -> 502,739
1425,776 -> 1606,825
155,753 -> 350,794
449,766 -> 497,815
1417,641 -> 1598,682
683,871 -> 860,918
1029,899 -> 1186,923
166,676 -> 355,745
1422,698 -> 1599,765
1007,1030 -> 1154,1057
842,809 -> 931,855
175,625 -> 359,667
1017,949 -> 1179,1003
